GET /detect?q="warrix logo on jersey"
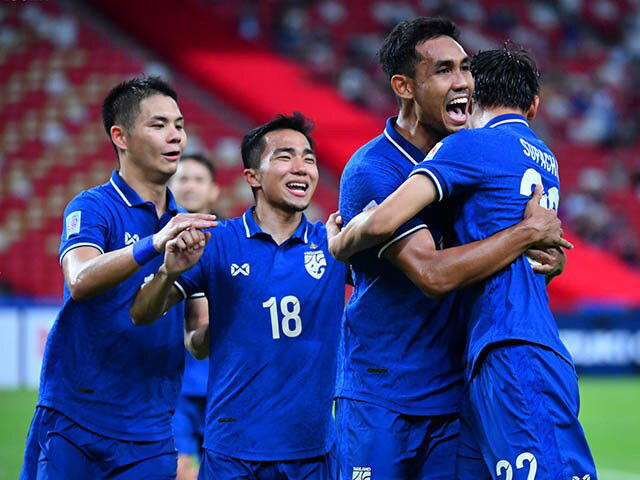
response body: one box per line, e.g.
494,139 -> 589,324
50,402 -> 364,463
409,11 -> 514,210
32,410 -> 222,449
304,250 -> 326,279
352,466 -> 371,480
573,475 -> 591,480
231,263 -> 250,277
124,232 -> 140,245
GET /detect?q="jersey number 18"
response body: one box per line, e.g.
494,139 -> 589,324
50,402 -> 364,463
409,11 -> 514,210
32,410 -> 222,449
262,295 -> 302,339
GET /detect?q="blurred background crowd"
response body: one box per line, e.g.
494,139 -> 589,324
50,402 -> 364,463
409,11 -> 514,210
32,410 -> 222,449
0,0 -> 639,295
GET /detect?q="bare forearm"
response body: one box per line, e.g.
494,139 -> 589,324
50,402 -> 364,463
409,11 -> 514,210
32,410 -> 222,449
417,222 -> 541,297
67,246 -> 142,300
130,266 -> 179,325
330,175 -> 437,261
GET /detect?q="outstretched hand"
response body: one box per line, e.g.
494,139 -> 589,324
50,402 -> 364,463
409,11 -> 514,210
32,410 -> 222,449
153,213 -> 217,253
524,185 -> 573,250
326,211 -> 347,262
164,228 -> 211,278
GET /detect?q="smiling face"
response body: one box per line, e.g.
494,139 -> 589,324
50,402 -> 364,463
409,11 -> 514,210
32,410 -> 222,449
122,94 -> 187,182
247,129 -> 318,213
411,35 -> 474,140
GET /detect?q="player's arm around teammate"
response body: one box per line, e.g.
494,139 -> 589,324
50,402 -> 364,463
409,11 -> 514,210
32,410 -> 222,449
328,184 -> 571,298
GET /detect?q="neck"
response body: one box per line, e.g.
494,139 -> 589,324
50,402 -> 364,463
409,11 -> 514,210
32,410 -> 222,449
253,200 -> 303,245
469,106 -> 526,129
119,161 -> 167,216
395,103 -> 442,154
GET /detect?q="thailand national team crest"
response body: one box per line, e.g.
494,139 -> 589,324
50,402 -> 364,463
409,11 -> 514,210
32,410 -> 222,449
304,250 -> 326,279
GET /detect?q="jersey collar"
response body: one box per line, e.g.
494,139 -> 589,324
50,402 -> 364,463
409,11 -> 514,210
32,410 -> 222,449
242,206 -> 309,244
485,113 -> 529,129
383,117 -> 425,166
109,170 -> 179,214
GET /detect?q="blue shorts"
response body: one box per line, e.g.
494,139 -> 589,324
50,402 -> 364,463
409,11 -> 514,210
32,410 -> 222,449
455,342 -> 597,480
335,398 -> 460,480
21,407 -> 177,480
198,448 -> 336,480
174,394 -> 206,456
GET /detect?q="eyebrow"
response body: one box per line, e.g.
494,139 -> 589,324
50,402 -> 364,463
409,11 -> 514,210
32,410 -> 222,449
433,56 -> 470,68
274,147 -> 316,156
149,115 -> 184,122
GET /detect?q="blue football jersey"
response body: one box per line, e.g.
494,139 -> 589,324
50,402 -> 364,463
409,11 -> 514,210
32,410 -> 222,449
176,208 -> 347,460
39,170 -> 187,441
410,114 -> 573,381
336,117 -> 464,415
181,349 -> 208,397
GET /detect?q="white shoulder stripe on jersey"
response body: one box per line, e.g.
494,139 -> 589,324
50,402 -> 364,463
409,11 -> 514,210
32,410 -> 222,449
378,225 -> 429,259
109,177 -> 132,207
490,118 -> 529,128
173,281 -> 187,300
242,211 -> 251,238
384,130 -> 418,165
188,292 -> 206,299
59,242 -> 105,264
410,168 -> 443,202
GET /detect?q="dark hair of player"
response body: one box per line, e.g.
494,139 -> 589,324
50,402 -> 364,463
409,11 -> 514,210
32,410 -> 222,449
377,17 -> 459,80
471,47 -> 540,112
102,76 -> 178,154
181,153 -> 216,181
241,112 -> 315,170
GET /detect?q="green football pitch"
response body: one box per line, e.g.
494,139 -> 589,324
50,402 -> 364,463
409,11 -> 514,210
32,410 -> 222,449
2,377 -> 639,479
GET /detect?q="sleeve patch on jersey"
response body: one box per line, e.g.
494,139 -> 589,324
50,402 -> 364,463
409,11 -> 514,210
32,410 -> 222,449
66,211 -> 81,238
425,142 -> 443,160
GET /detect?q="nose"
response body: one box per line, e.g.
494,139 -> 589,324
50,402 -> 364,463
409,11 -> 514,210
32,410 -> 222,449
452,68 -> 471,91
167,125 -> 184,144
290,155 -> 308,175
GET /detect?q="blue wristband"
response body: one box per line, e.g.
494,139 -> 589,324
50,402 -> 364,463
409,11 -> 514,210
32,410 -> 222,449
132,235 -> 160,265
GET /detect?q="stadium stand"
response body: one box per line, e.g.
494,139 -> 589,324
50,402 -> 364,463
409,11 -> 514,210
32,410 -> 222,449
0,1 -> 338,297
1,0 -> 639,310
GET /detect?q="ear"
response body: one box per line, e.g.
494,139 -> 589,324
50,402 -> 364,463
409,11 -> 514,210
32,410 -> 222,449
110,125 -> 127,152
525,95 -> 539,121
243,168 -> 261,190
390,74 -> 414,101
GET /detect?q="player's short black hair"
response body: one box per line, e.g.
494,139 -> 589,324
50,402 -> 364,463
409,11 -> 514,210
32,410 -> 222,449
181,153 -> 216,181
241,112 -> 315,170
102,76 -> 178,152
471,47 -> 540,112
378,17 -> 459,80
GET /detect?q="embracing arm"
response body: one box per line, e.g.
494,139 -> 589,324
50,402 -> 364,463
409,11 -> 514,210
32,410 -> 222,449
184,297 -> 210,360
340,186 -> 571,299
329,175 -> 437,262
387,218 -> 566,299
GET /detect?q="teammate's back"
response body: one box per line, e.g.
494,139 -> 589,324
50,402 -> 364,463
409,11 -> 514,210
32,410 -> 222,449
412,116 -> 572,378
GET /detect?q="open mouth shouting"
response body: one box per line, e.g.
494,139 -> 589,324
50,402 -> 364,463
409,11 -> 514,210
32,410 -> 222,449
162,150 -> 181,161
445,96 -> 469,126
286,180 -> 309,197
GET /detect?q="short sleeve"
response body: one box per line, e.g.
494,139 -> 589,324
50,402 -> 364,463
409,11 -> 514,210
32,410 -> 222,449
410,130 -> 484,202
340,156 -> 428,259
59,192 -> 109,264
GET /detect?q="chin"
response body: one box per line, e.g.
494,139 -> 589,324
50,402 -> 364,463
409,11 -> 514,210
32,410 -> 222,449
283,199 -> 310,213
